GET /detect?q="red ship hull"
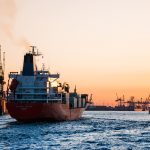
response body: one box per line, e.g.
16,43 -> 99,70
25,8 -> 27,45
6,101 -> 86,122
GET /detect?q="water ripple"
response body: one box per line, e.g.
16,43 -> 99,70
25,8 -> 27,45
0,111 -> 150,149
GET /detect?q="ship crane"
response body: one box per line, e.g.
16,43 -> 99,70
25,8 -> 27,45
0,45 -> 5,97
125,96 -> 135,107
140,95 -> 150,111
125,96 -> 149,111
0,45 -> 6,115
115,93 -> 125,107
146,95 -> 150,103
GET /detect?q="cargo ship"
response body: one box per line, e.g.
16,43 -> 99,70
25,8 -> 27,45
6,46 -> 90,122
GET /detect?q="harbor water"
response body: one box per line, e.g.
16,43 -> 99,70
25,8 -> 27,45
0,111 -> 150,150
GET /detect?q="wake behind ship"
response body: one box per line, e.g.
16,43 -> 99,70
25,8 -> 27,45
6,46 -> 90,122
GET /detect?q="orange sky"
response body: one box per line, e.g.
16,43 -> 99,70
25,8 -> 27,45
1,0 -> 150,105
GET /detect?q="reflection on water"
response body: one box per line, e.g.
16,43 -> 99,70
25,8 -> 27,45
0,111 -> 150,149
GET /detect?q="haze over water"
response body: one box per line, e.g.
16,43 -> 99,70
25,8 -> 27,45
0,111 -> 150,150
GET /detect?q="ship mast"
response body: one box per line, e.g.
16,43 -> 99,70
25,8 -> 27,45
30,46 -> 42,56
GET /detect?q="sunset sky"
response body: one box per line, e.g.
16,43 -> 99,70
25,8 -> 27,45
1,0 -> 150,105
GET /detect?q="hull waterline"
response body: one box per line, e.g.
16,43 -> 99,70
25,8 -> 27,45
6,101 -> 86,122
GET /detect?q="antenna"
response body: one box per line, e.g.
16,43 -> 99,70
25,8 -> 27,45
30,46 -> 36,54
30,46 -> 42,56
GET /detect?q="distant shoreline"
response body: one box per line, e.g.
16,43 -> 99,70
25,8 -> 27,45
86,105 -> 136,111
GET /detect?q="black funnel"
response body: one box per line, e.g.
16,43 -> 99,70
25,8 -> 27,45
22,53 -> 35,76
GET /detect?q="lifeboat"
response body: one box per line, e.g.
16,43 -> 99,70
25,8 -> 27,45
9,79 -> 19,91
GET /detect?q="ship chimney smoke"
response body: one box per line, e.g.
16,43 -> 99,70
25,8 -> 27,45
0,0 -> 31,49
0,0 -> 16,40
18,38 -> 31,50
